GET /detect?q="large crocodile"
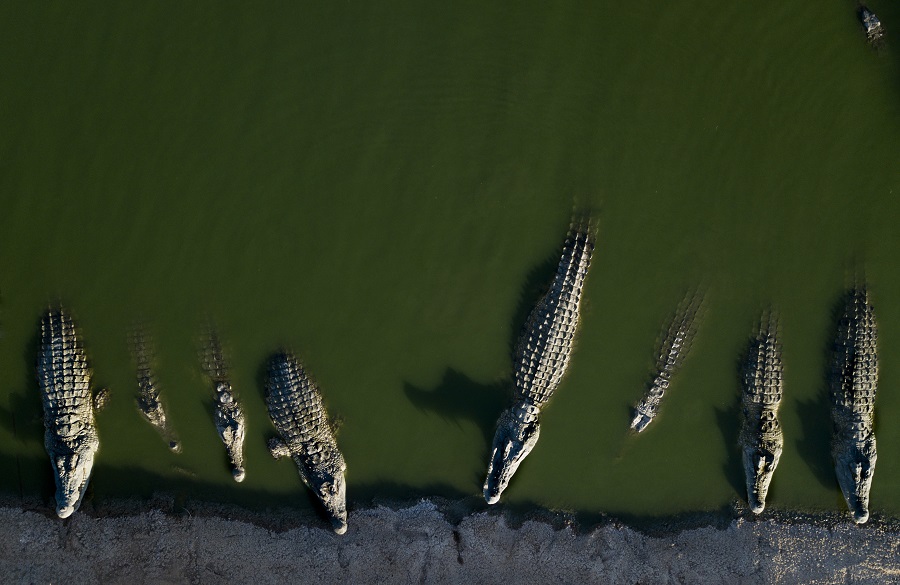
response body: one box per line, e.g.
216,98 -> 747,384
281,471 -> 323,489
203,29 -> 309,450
265,351 -> 347,534
37,307 -> 107,518
630,292 -> 702,432
739,312 -> 784,514
483,219 -> 595,505
129,325 -> 180,452
201,327 -> 246,482
830,286 -> 878,524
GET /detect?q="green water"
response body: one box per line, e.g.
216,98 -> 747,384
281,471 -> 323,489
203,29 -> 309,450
0,3 -> 898,520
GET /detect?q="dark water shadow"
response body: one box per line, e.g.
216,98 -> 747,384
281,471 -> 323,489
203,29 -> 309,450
714,403 -> 744,498
795,391 -> 834,489
2,459 -> 892,535
404,371 -> 507,447
401,251 -> 561,445
508,255 -> 559,358
12,325 -> 44,438
795,291 -> 848,490
713,341 -> 748,499
0,392 -> 43,445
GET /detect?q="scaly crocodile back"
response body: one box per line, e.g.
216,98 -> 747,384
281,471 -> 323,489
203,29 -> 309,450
266,352 -> 340,467
830,287 -> 877,436
202,326 -> 246,481
513,223 -> 594,408
129,325 -> 160,410
741,314 -> 783,447
38,308 -> 94,436
201,325 -> 229,384
631,292 -> 702,431
128,324 -> 179,451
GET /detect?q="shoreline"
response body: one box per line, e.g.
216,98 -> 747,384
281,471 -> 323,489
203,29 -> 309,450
2,495 -> 899,584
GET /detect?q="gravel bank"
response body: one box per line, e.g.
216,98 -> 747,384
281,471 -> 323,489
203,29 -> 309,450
1,499 -> 898,584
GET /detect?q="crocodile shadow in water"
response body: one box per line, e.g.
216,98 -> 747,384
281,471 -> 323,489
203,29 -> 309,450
401,253 -> 561,452
795,293 -> 853,491
0,456 -> 859,536
404,371 -> 507,448
712,346 -> 747,498
714,403 -> 744,497
2,326 -> 46,442
795,390 -> 834,489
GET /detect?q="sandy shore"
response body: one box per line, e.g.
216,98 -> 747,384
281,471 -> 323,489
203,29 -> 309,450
1,498 -> 899,584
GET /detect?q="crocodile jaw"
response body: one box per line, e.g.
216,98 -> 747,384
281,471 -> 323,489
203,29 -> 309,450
835,436 -> 876,524
483,405 -> 541,505
742,446 -> 781,514
311,470 -> 347,534
50,442 -> 97,519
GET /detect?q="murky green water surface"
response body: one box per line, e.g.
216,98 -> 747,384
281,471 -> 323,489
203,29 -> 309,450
0,3 -> 898,520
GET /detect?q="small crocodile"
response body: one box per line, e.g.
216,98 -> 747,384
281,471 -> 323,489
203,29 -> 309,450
201,328 -> 246,482
37,307 -> 108,518
858,5 -> 885,46
739,312 -> 784,514
483,219 -> 595,504
630,292 -> 702,432
266,351 -> 347,534
129,325 -> 180,452
830,287 -> 878,524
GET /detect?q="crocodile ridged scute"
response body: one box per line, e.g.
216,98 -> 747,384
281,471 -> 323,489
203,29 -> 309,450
37,307 -> 99,518
513,229 -> 593,408
830,287 -> 878,524
484,219 -> 595,504
630,293 -> 702,432
266,351 -> 347,533
202,328 -> 246,482
129,326 -> 180,452
740,313 -> 784,513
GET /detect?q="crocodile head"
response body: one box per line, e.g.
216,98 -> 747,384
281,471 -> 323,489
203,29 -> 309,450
835,434 -> 877,524
50,434 -> 99,519
742,444 -> 781,514
483,403 -> 541,505
310,466 -> 348,535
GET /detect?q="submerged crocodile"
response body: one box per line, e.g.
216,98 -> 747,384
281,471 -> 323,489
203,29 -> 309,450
129,325 -> 180,452
201,327 -> 246,482
483,219 -> 595,504
265,351 -> 347,534
830,287 -> 878,524
630,292 -> 702,432
37,307 -> 108,518
739,313 -> 784,514
858,6 -> 885,46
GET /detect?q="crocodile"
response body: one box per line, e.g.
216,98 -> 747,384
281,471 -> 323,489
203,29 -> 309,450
829,286 -> 878,524
739,312 -> 784,514
129,325 -> 180,452
37,307 -> 107,518
630,292 -> 702,432
201,328 -> 246,482
858,5 -> 885,46
265,351 -> 347,534
483,219 -> 595,504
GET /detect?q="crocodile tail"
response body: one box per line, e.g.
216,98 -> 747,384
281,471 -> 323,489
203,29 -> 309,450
201,322 -> 229,383
128,320 -> 154,376
743,309 -> 782,403
568,210 -> 598,246
655,290 -> 703,373
561,212 -> 597,284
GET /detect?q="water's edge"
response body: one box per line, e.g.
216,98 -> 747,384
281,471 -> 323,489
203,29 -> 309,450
2,494 -> 899,584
